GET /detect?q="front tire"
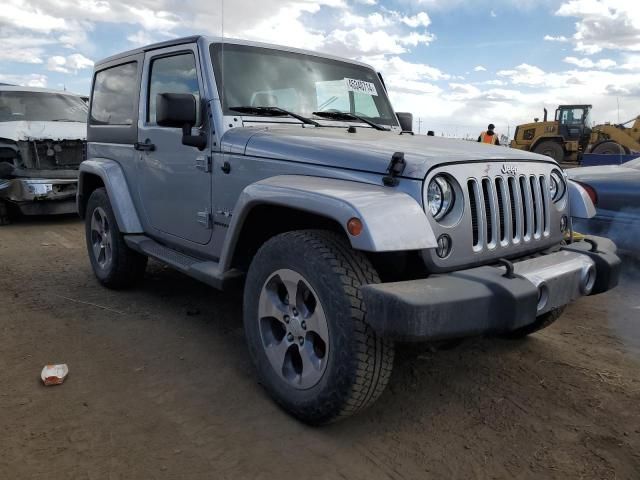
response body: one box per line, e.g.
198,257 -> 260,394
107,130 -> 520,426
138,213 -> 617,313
243,230 -> 394,425
533,140 -> 565,163
85,188 -> 147,289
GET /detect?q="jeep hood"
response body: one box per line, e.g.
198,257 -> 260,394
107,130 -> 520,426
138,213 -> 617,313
0,121 -> 86,142
222,126 -> 550,180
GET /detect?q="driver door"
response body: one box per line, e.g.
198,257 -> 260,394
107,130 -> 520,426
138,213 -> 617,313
136,45 -> 212,245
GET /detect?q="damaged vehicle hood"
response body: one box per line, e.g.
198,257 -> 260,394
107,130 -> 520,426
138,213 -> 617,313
0,121 -> 86,142
222,125 -> 550,179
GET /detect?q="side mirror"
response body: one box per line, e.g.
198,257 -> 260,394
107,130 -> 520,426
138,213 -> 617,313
396,112 -> 413,133
156,93 -> 206,150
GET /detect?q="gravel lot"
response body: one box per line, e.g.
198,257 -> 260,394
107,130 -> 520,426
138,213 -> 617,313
1,216 -> 639,479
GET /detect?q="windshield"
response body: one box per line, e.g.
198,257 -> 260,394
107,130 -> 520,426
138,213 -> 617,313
0,91 -> 88,123
210,43 -> 398,127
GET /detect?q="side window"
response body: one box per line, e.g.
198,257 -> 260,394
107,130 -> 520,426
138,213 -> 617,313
148,53 -> 200,125
90,62 -> 137,125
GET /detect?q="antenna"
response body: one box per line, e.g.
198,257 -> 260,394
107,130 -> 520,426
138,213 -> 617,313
617,97 -> 620,123
221,0 -> 225,112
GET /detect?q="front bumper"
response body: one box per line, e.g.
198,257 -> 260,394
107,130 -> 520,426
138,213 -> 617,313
361,236 -> 620,341
0,177 -> 78,215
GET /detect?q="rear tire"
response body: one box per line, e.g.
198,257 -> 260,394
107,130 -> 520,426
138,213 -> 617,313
591,141 -> 629,155
243,230 -> 394,425
85,188 -> 147,289
501,307 -> 566,339
533,140 -> 565,163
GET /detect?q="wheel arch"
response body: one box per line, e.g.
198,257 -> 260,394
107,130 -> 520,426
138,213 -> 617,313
78,158 -> 143,233
219,175 -> 437,272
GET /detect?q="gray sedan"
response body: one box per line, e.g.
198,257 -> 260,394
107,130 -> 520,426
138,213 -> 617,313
567,157 -> 640,253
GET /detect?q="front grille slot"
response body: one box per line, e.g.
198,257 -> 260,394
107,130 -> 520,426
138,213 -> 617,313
508,176 -> 519,241
481,179 -> 494,247
539,176 -> 549,234
495,178 -> 506,242
467,171 -> 551,252
468,180 -> 480,248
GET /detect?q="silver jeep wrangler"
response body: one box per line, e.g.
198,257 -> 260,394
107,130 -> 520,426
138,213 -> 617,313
78,35 -> 620,424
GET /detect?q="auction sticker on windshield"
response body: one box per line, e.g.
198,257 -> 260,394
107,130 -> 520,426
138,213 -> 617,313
344,78 -> 378,96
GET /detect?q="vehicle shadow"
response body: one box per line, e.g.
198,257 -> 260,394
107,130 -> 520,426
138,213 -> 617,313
2,212 -> 81,227
128,262 -> 560,430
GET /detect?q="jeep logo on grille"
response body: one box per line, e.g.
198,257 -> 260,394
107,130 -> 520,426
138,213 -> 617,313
501,164 -> 518,175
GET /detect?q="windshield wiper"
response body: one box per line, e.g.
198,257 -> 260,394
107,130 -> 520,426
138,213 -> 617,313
312,111 -> 390,131
229,106 -> 320,127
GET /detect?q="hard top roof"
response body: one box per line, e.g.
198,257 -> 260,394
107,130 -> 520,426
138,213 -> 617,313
0,85 -> 84,97
95,35 -> 372,69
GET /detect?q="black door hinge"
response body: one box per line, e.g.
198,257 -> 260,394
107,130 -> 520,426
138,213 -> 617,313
382,151 -> 406,186
197,209 -> 212,229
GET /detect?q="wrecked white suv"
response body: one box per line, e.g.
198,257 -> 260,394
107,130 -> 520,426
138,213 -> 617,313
0,86 -> 87,223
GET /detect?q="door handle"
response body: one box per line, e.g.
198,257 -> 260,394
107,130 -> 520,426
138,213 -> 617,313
134,140 -> 156,152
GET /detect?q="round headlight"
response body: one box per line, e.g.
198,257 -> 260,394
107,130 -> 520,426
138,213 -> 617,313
427,176 -> 454,220
550,171 -> 565,202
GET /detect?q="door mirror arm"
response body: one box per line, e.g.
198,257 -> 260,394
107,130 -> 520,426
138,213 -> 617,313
181,124 -> 207,150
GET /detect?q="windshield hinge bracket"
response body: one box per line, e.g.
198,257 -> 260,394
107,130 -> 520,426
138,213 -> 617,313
382,152 -> 406,187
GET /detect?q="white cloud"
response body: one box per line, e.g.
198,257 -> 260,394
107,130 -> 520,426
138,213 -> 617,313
0,34 -> 54,64
497,63 -> 547,86
563,56 -> 617,69
482,79 -> 506,86
341,12 -> 392,28
46,53 -> 93,74
619,54 -> 640,71
0,1 -> 68,33
401,12 -> 431,28
555,0 -> 640,54
544,35 -> 568,42
0,73 -> 47,87
474,65 -> 487,72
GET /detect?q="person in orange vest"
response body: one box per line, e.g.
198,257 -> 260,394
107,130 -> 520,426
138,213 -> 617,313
478,124 -> 500,145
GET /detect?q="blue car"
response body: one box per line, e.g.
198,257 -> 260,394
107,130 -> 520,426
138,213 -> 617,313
567,157 -> 640,254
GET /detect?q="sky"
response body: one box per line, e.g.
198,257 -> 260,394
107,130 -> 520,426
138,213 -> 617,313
1,0 -> 639,138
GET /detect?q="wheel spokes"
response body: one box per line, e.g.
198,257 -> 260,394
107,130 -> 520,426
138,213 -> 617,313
90,207 -> 112,268
264,337 -> 291,374
258,268 -> 330,390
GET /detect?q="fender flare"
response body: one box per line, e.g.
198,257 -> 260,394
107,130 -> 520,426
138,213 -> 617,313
567,180 -> 596,219
219,175 -> 437,271
77,158 -> 143,233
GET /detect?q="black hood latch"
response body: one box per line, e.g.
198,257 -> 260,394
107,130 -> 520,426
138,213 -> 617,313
383,152 -> 406,187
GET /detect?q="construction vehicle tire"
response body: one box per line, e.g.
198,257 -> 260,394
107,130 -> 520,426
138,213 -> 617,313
533,140 -> 564,163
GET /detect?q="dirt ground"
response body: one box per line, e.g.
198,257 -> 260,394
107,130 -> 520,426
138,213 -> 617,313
1,216 -> 639,480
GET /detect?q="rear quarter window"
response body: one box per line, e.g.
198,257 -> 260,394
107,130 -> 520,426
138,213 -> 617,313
90,62 -> 138,125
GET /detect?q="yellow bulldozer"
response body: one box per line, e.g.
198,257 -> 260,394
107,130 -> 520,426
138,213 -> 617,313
510,104 -> 640,163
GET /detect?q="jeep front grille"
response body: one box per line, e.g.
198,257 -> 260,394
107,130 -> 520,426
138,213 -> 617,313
468,174 -> 550,252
